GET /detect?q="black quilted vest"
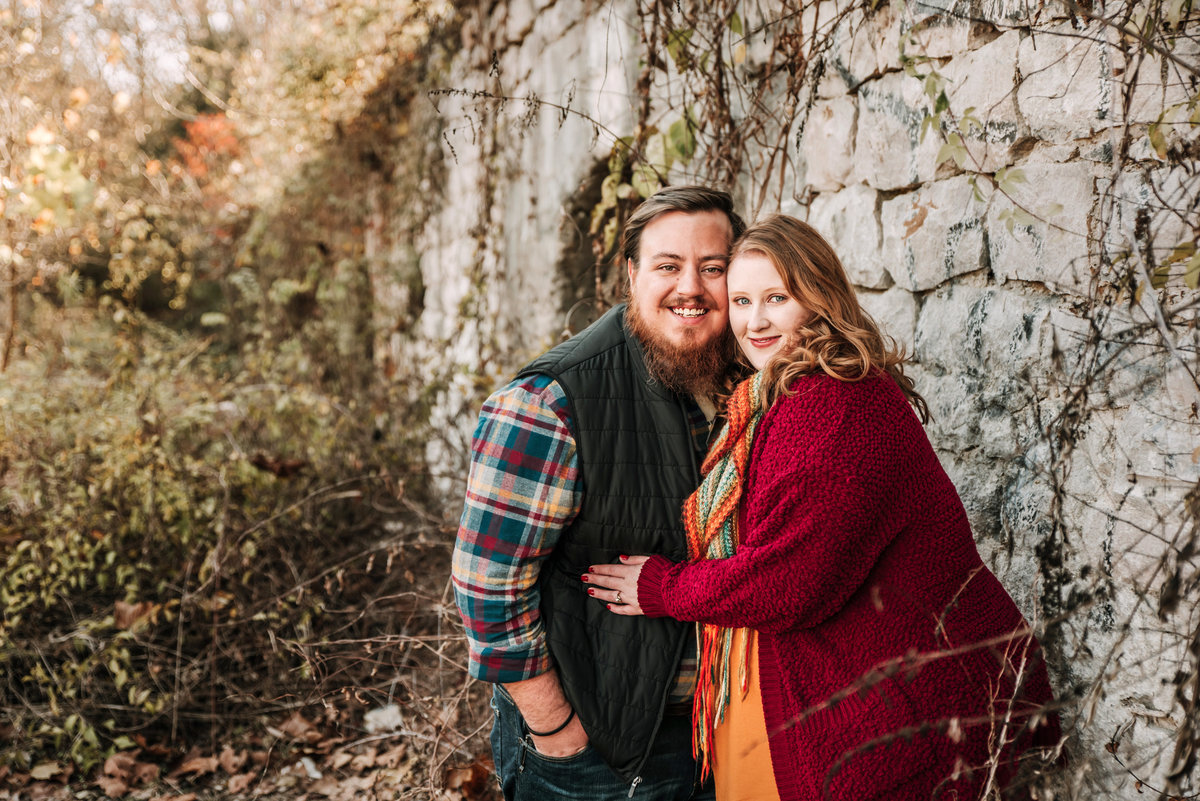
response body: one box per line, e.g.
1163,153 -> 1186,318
517,304 -> 702,783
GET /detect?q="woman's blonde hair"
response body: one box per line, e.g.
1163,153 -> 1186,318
732,214 -> 929,422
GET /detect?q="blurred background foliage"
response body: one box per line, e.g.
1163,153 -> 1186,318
0,0 -> 471,784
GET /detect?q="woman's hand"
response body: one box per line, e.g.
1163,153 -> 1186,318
582,556 -> 650,616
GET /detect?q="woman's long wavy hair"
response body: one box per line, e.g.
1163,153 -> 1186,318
733,214 -> 929,422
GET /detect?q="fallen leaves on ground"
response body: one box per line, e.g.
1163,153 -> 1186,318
3,707 -> 498,801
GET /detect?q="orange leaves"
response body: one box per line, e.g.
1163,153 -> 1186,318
218,746 -> 248,774
172,755 -> 219,777
172,114 -> 240,180
902,197 -> 935,240
94,750 -> 159,798
114,600 -> 159,630
444,761 -> 491,796
274,711 -> 324,744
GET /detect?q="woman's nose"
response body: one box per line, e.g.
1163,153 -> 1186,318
748,307 -> 769,330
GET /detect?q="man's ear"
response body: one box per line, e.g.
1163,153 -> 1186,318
626,259 -> 637,290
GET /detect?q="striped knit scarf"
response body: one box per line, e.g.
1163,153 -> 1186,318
682,371 -> 766,778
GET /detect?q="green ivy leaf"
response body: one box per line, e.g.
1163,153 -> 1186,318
667,115 -> 697,163
1167,0 -> 1187,26
960,107 -> 982,135
666,28 -> 693,70
602,215 -> 620,255
919,114 -> 937,144
1165,242 -> 1196,264
1151,262 -> 1172,289
1148,123 -> 1168,159
1185,253 -> 1200,289
935,132 -> 966,168
995,167 -> 1026,194
630,164 -> 660,199
730,11 -> 743,36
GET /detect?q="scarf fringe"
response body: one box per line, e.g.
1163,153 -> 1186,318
683,372 -> 766,780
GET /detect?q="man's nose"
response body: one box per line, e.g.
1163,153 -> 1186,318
676,265 -> 703,297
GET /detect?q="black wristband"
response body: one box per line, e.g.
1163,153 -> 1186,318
527,707 -> 575,737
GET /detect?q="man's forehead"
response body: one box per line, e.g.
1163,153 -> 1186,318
643,248 -> 730,263
637,210 -> 733,259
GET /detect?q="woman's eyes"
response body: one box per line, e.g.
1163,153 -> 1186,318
731,295 -> 790,305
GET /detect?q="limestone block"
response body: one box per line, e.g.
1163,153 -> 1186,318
941,30 -> 1022,172
970,0 -> 1067,26
1028,140 -> 1081,164
802,96 -> 858,191
902,1 -> 972,59
857,285 -> 918,353
1016,23 -> 1111,143
1113,30 -> 1200,127
504,0 -> 542,46
852,71 -> 943,190
916,281 -> 1059,382
881,175 -> 988,292
914,282 -> 990,371
819,4 -> 902,97
870,3 -> 905,74
986,160 -> 1097,296
806,184 -> 892,289
740,4 -> 783,75
917,367 -> 984,448
1106,166 -> 1199,275
931,438 -> 1009,549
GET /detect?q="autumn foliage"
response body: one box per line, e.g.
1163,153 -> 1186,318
0,2 -> 491,799
173,114 -> 241,180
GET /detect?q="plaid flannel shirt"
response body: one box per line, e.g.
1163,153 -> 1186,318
453,373 -> 705,700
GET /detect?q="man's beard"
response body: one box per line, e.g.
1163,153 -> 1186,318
625,301 -> 733,397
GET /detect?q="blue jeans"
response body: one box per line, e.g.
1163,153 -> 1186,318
490,685 -> 714,801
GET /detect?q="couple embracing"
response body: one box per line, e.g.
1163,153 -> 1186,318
452,187 -> 1060,801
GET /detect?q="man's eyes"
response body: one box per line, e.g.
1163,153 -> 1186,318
701,265 -> 726,275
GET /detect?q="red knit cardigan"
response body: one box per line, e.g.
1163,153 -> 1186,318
638,372 -> 1060,801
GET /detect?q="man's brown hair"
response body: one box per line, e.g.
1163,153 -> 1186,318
620,185 -> 746,269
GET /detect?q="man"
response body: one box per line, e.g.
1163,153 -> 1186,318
452,186 -> 745,799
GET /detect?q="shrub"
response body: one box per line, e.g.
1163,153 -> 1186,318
0,302 -> 437,772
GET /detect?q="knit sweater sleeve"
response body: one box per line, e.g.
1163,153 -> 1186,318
637,375 -> 914,634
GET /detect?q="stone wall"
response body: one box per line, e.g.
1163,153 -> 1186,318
393,0 -> 1200,794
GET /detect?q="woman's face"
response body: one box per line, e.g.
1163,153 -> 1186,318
727,253 -> 813,369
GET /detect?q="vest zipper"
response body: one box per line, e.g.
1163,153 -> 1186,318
627,776 -> 642,797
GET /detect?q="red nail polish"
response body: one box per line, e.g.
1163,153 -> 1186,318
581,574 -> 589,582
619,554 -> 628,560
587,588 -> 595,596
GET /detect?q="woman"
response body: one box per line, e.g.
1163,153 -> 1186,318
583,215 -> 1060,800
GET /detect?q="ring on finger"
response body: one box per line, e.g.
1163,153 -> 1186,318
614,590 -> 622,604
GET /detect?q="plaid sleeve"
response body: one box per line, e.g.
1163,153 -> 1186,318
451,374 -> 580,683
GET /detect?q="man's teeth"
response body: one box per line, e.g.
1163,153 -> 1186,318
672,308 -> 707,317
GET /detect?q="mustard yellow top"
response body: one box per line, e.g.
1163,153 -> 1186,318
711,628 -> 782,801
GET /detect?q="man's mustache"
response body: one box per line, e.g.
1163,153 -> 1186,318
660,295 -> 715,309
